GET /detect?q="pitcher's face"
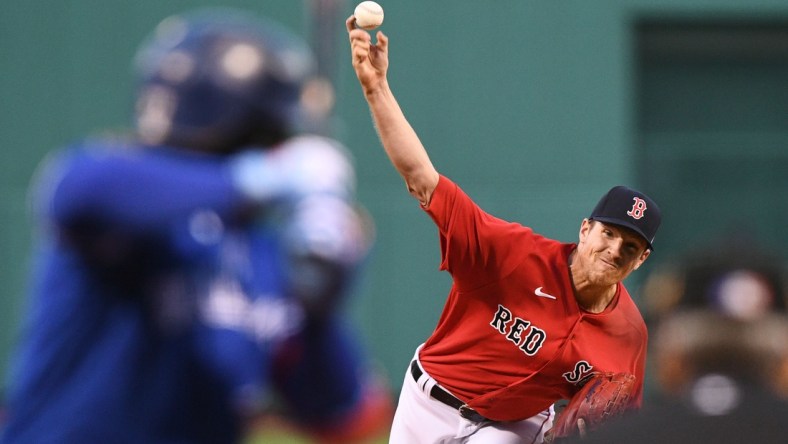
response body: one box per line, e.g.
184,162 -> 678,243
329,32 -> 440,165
574,220 -> 650,286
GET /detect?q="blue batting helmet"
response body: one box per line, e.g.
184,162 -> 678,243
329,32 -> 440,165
133,8 -> 315,153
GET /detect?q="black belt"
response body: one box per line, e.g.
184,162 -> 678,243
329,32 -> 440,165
410,360 -> 489,423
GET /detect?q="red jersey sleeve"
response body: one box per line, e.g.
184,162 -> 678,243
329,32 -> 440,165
424,175 -> 538,292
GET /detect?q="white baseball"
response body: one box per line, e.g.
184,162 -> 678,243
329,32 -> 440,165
354,1 -> 384,30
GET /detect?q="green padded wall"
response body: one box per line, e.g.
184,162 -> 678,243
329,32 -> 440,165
2,0 -> 788,397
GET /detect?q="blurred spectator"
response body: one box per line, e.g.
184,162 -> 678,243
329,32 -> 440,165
133,9 -> 394,443
642,228 -> 786,320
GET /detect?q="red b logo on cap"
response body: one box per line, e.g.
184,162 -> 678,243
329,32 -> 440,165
627,197 -> 647,220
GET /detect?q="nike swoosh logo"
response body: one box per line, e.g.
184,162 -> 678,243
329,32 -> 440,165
534,287 -> 557,300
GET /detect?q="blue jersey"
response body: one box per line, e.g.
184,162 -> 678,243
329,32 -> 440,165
1,139 -> 284,444
193,227 -> 304,419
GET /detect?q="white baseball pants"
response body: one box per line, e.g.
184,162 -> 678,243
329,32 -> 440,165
389,348 -> 554,444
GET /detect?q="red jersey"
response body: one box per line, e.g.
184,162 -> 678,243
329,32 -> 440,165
419,176 -> 647,421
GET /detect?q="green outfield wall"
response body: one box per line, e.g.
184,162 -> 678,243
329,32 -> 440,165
2,0 -> 787,396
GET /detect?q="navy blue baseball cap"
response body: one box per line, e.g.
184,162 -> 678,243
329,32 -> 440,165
589,186 -> 661,250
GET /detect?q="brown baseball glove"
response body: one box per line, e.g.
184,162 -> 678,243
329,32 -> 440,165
544,372 -> 636,442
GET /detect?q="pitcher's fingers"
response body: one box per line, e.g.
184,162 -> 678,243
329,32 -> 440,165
345,15 -> 356,33
376,31 -> 389,51
350,31 -> 371,51
347,20 -> 372,46
351,43 -> 371,64
349,28 -> 371,59
349,30 -> 371,45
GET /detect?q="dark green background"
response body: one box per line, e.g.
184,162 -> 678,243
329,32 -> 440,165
2,0 -> 787,397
